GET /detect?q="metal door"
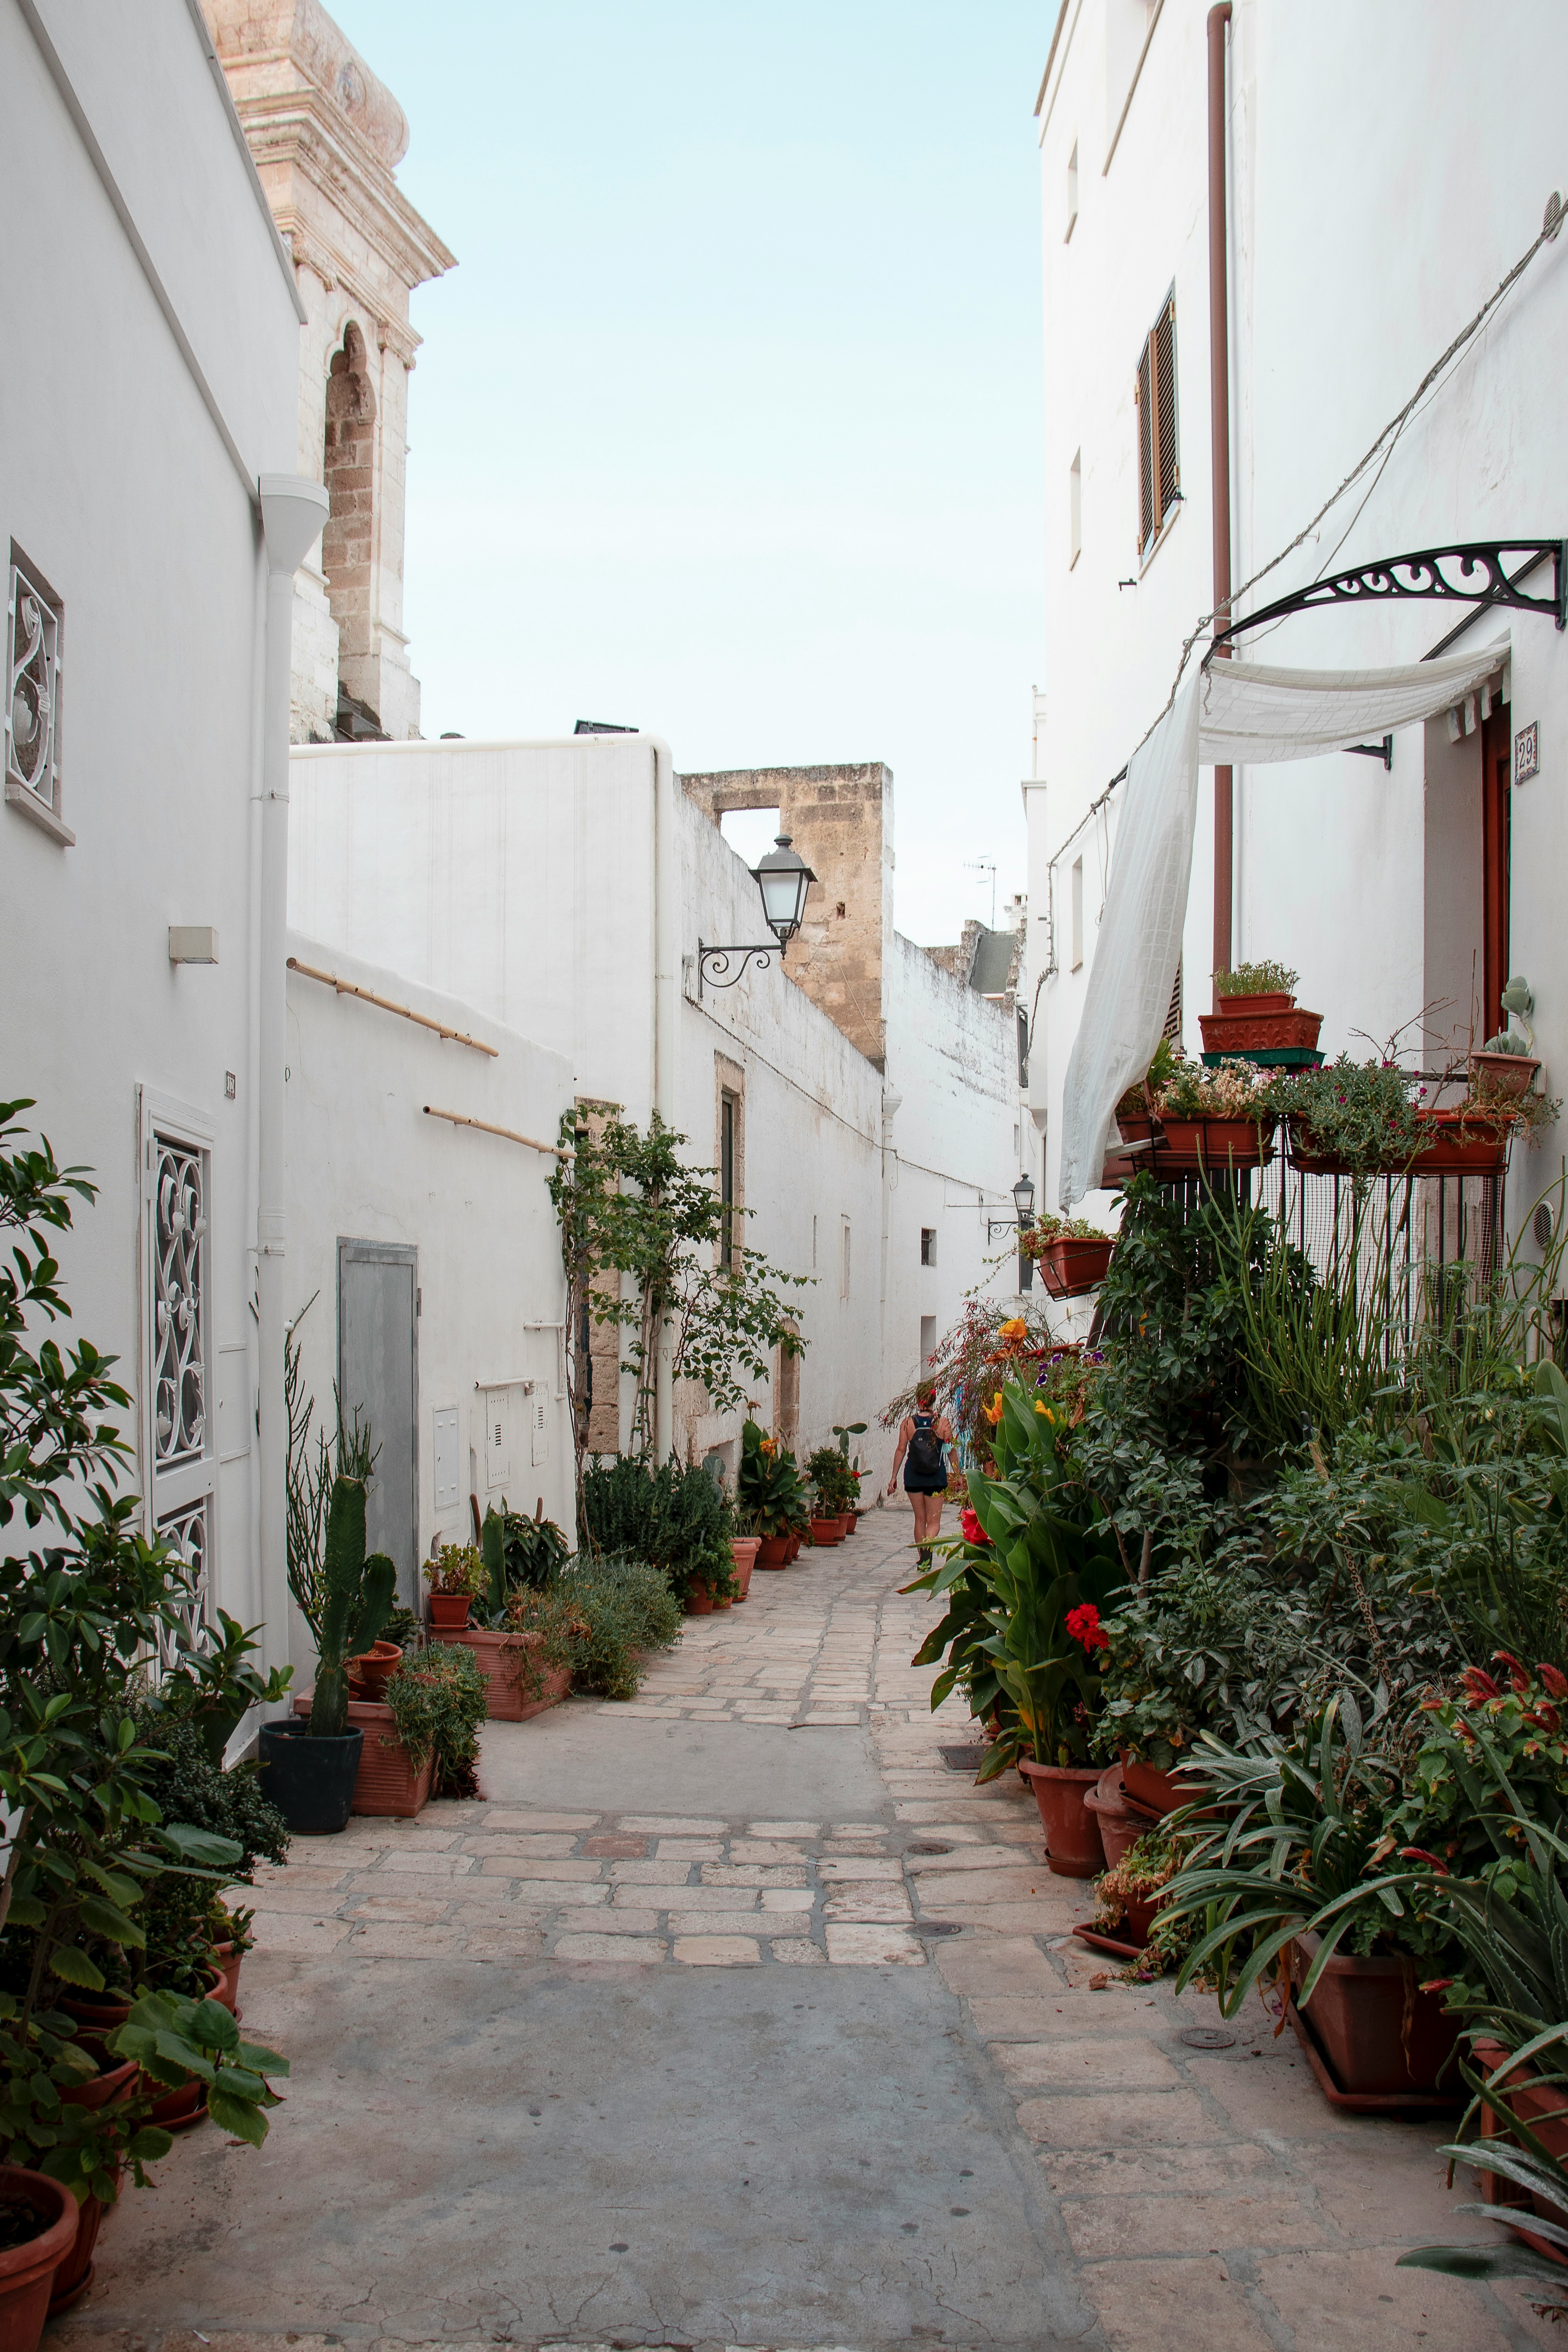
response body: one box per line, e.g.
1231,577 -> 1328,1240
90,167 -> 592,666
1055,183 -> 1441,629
338,1240 -> 418,1606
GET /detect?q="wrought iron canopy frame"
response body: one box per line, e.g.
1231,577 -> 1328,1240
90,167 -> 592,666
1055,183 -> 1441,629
1206,539 -> 1567,658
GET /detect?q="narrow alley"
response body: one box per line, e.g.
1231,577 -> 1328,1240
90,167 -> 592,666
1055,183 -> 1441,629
56,1518 -> 1524,2352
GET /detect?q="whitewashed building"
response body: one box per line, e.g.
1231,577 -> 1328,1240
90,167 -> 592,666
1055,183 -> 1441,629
1025,0 -> 1568,1254
0,0 -> 324,1680
287,735 -> 1025,1507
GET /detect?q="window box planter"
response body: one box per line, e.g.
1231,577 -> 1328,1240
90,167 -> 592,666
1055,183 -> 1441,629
441,1626 -> 570,1722
1155,1115 -> 1276,1171
1285,1120 -> 1354,1176
1035,1236 -> 1115,1298
1199,993 -> 1323,1058
1017,1760 -> 1103,1878
1287,1929 -> 1462,2103
1473,2033 -> 1568,2266
1407,1106 -> 1511,1174
290,1694 -> 432,1817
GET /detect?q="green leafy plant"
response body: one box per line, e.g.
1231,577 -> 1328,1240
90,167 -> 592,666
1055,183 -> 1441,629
549,1107 -> 810,1481
382,1644 -> 488,1795
110,1989 -> 287,2149
580,1454 -> 735,1601
109,1715 -> 289,1998
508,1555 -> 682,1700
308,1475 -> 396,1737
1212,960 -> 1299,998
737,1421 -> 810,1537
806,1445 -> 858,1517
1115,1034 -> 1180,1119
1269,1055 -> 1423,1174
479,1503 -> 570,1619
423,1540 -> 487,1599
1211,1191 -> 1407,1451
284,1306 -> 380,1635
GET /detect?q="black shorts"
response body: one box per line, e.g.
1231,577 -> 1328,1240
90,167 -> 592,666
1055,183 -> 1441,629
904,1473 -> 946,1495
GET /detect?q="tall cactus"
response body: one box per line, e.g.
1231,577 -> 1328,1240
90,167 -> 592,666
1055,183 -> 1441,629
309,1474 -> 397,1737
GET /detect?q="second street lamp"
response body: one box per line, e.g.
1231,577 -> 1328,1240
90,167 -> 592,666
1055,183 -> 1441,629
988,1171 -> 1040,1292
697,834 -> 818,998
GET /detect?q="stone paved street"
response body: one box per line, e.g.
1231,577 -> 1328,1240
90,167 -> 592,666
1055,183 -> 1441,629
58,1511 -> 1547,2352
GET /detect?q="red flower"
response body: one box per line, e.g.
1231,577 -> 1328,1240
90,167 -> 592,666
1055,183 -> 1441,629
960,1507 -> 990,1546
1461,1667 -> 1501,1705
1399,1846 -> 1449,1875
1494,1649 -> 1530,1695
1066,1602 -> 1109,1654
1540,1663 -> 1568,1700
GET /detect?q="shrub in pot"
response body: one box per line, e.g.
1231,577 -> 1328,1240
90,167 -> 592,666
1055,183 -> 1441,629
506,1556 -> 681,1701
380,1644 -> 489,1800
580,1453 -> 737,1608
423,1541 -> 486,1630
261,1472 -> 396,1834
738,1420 -> 810,1562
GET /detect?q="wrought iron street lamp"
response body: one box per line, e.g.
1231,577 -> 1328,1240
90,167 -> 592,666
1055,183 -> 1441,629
697,835 -> 817,998
988,1171 -> 1039,1291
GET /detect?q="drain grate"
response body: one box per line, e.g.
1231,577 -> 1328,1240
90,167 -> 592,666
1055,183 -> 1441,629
913,1921 -> 964,1937
940,1744 -> 988,1772
1177,2025 -> 1236,2050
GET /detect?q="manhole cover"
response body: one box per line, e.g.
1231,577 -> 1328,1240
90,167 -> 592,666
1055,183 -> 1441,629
1177,2025 -> 1236,2050
913,1921 -> 963,1937
940,1745 -> 987,1772
907,1841 -> 954,1855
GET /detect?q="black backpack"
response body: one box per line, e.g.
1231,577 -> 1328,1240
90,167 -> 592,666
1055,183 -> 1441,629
908,1419 -> 944,1479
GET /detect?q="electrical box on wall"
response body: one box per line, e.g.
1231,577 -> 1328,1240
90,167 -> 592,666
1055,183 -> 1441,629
531,1393 -> 549,1467
485,1396 -> 511,1489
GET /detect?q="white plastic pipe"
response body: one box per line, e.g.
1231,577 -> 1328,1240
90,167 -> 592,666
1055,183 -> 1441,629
256,477 -> 330,1675
646,732 -> 678,1462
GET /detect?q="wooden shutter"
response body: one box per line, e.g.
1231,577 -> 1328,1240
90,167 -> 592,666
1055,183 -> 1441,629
1136,339 -> 1154,552
1135,294 -> 1179,558
1163,957 -> 1183,1044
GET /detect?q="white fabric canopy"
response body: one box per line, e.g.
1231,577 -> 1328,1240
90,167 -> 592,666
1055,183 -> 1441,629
1057,636 -> 1511,1208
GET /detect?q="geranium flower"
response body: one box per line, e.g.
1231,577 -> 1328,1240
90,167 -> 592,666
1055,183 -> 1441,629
960,1507 -> 990,1546
1065,1602 -> 1109,1653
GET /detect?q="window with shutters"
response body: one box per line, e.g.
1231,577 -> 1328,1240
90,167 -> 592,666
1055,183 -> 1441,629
1135,291 -> 1180,561
1163,957 -> 1183,1047
138,1088 -> 218,1666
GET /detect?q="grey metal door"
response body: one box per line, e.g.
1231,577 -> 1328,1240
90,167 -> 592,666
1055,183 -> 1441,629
338,1240 -> 418,1606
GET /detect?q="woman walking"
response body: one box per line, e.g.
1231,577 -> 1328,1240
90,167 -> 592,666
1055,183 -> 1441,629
887,1382 -> 955,1563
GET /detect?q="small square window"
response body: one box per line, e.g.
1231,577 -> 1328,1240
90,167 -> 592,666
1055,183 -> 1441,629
6,548 -> 70,842
920,1227 -> 937,1267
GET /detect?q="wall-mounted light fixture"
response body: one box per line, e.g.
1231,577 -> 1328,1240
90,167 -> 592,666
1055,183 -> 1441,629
987,1172 -> 1038,1290
697,834 -> 816,999
168,926 -> 219,964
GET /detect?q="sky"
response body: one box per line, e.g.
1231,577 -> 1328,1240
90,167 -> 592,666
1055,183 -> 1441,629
329,2 -> 1047,946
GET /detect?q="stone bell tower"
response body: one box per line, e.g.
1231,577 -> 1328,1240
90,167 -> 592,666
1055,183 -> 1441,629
202,0 -> 456,742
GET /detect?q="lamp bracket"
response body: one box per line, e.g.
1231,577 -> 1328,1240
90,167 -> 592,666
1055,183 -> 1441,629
697,940 -> 780,1000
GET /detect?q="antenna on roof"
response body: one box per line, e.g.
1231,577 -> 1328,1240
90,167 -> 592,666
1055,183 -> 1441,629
964,857 -> 998,928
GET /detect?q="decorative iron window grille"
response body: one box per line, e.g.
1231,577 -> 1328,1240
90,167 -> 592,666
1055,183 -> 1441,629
152,1135 -> 208,1466
154,1496 -> 212,1673
6,554 -> 62,814
1135,294 -> 1179,559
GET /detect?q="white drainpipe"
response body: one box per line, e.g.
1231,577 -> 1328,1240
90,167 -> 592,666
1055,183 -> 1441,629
256,477 -> 331,1675
646,732 -> 679,1462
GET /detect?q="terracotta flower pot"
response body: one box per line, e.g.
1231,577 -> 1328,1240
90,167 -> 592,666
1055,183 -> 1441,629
46,2164 -> 117,2318
1474,2034 -> 1568,2263
211,1941 -> 243,2016
441,1626 -> 569,1722
809,1517 -> 842,1547
1406,1107 -> 1511,1174
730,1538 -> 760,1599
1120,1757 -> 1205,1817
756,1535 -> 790,1569
347,1638 -> 403,1700
58,2058 -> 138,2117
1035,1236 -> 1115,1299
0,2166 -> 78,2352
428,1592 -> 472,1631
1289,1930 -> 1461,2099
1018,1760 -> 1104,1877
833,1515 -> 853,1538
1085,1768 -> 1147,1871
785,1532 -> 803,1562
1200,996 -> 1323,1057
1469,1050 -> 1542,1103
290,1696 -> 431,1817
686,1583 -> 716,1615
57,1994 -> 132,2070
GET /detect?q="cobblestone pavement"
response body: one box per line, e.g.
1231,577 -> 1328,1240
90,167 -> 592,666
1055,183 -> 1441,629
62,1507 -> 1550,2352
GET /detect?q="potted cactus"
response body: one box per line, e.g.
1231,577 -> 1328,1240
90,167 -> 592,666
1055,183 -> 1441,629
261,1473 -> 396,1834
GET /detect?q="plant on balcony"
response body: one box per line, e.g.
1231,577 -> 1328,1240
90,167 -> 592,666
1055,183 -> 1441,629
1211,960 -> 1300,998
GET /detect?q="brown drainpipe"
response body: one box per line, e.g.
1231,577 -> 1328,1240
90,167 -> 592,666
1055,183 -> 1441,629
1208,1 -> 1233,1002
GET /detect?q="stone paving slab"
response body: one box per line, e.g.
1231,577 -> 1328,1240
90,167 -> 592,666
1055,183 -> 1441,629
67,1505 -> 1542,2352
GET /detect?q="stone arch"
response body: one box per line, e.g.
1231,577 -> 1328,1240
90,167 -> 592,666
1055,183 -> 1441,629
322,320 -> 377,715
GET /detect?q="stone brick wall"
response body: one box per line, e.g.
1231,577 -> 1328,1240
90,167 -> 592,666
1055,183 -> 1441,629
681,763 -> 894,1070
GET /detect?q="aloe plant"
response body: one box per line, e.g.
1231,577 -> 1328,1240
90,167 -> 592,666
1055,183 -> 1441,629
308,1474 -> 396,1737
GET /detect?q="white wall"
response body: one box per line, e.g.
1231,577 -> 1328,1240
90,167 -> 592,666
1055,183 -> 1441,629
0,0 -> 299,1629
1026,0 -> 1568,1236
284,932 -> 575,1668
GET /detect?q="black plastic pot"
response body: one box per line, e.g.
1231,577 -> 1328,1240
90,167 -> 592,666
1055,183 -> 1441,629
257,1719 -> 363,1835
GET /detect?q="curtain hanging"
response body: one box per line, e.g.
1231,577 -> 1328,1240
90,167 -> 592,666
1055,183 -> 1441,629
1057,636 -> 1511,1208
